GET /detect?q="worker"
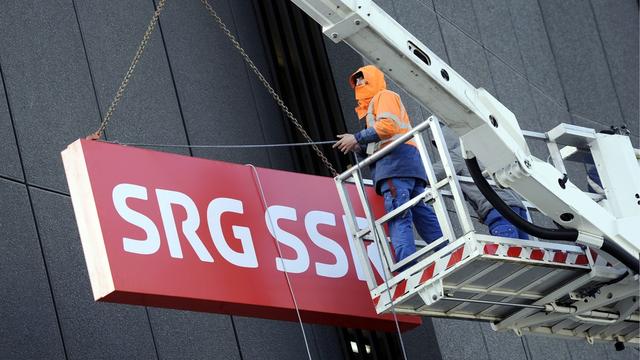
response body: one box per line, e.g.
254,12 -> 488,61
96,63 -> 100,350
333,65 -> 443,263
430,122 -> 530,240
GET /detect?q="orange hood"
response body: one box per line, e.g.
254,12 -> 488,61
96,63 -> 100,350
349,65 -> 387,119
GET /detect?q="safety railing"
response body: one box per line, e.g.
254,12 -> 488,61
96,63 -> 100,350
335,116 -> 474,290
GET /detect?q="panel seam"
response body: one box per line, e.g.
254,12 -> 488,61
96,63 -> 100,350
71,0 -> 108,138
0,174 -> 70,197
151,0 -> 194,157
586,0 -> 627,126
144,307 -> 161,360
227,0 -> 275,169
229,316 -> 245,360
0,47 -> 70,360
534,0 -> 572,114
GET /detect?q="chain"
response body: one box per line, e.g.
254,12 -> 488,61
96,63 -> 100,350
200,0 -> 339,177
92,0 -> 168,138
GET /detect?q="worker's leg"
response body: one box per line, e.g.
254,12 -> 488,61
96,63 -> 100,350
381,178 -> 417,262
409,181 -> 444,248
485,207 -> 529,240
515,207 -> 531,240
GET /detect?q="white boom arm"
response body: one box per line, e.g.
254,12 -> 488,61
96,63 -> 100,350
290,0 -> 639,268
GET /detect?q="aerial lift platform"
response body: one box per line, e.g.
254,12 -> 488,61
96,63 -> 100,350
288,0 -> 640,347
336,118 -> 638,345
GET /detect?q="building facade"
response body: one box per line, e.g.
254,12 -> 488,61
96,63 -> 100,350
0,0 -> 637,359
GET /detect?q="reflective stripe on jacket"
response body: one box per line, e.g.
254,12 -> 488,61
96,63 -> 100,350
354,90 -> 427,194
364,90 -> 415,154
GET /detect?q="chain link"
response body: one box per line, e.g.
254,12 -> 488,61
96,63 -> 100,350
92,0 -> 168,138
200,0 -> 339,177
92,0 -> 338,177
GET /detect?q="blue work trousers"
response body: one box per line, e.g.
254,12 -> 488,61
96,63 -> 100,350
381,178 -> 443,262
485,207 -> 530,240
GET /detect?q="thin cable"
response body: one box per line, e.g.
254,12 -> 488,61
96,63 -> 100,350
246,164 -> 313,360
102,140 -> 336,149
350,152 -> 408,360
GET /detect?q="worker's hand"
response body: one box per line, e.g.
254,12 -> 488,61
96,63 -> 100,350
333,133 -> 359,154
85,131 -> 101,141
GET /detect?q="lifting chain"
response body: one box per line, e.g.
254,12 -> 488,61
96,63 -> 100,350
200,0 -> 338,177
92,0 -> 167,138
92,0 -> 339,177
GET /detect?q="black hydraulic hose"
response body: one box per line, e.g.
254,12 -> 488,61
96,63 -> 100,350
465,156 -> 578,240
601,241 -> 639,275
465,157 -> 640,273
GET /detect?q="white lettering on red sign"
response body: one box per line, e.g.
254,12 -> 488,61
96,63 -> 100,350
112,183 -> 383,280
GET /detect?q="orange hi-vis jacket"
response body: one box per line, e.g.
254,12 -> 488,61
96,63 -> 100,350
351,65 -> 427,194
364,89 -> 415,154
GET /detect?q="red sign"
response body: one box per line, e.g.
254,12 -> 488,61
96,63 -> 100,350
62,140 -> 420,331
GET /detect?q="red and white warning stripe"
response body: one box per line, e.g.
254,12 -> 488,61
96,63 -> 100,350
372,241 -> 475,311
370,240 -> 610,312
481,243 -> 602,267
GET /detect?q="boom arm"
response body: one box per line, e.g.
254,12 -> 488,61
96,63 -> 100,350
290,0 -> 640,269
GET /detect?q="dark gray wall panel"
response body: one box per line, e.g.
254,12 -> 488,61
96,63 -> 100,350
147,308 -> 241,360
486,54 -> 541,131
0,179 -> 65,360
508,0 -> 566,103
234,317 -> 313,360
531,85 -> 572,132
323,40 -> 363,135
524,335 -> 572,360
473,0 -> 525,75
439,18 -> 496,95
479,324 -> 527,360
433,0 -> 481,41
431,318 -> 490,360
486,53 -> 549,161
403,319 -> 443,360
565,340 -> 616,360
0,74 -> 22,180
391,0 -> 449,123
605,343 -> 639,359
308,325 -> 344,360
589,0 -> 639,130
73,0 -> 189,156
393,0 -> 447,60
538,0 -> 623,125
29,188 -> 157,360
373,0 -> 398,18
152,0 -> 270,167
227,0 -> 297,171
0,1 -> 101,192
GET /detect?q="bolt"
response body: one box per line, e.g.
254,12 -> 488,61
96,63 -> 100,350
354,19 -> 361,25
524,159 -> 531,168
331,33 -> 338,39
432,294 -> 438,301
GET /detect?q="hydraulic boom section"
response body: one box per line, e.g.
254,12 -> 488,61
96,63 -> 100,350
290,0 -> 640,270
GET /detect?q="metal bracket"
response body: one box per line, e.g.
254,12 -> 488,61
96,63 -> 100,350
577,231 -> 604,249
417,279 -> 444,306
546,124 -> 596,148
323,12 -> 366,43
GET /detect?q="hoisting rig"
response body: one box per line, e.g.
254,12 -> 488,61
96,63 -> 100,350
292,0 -> 640,346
